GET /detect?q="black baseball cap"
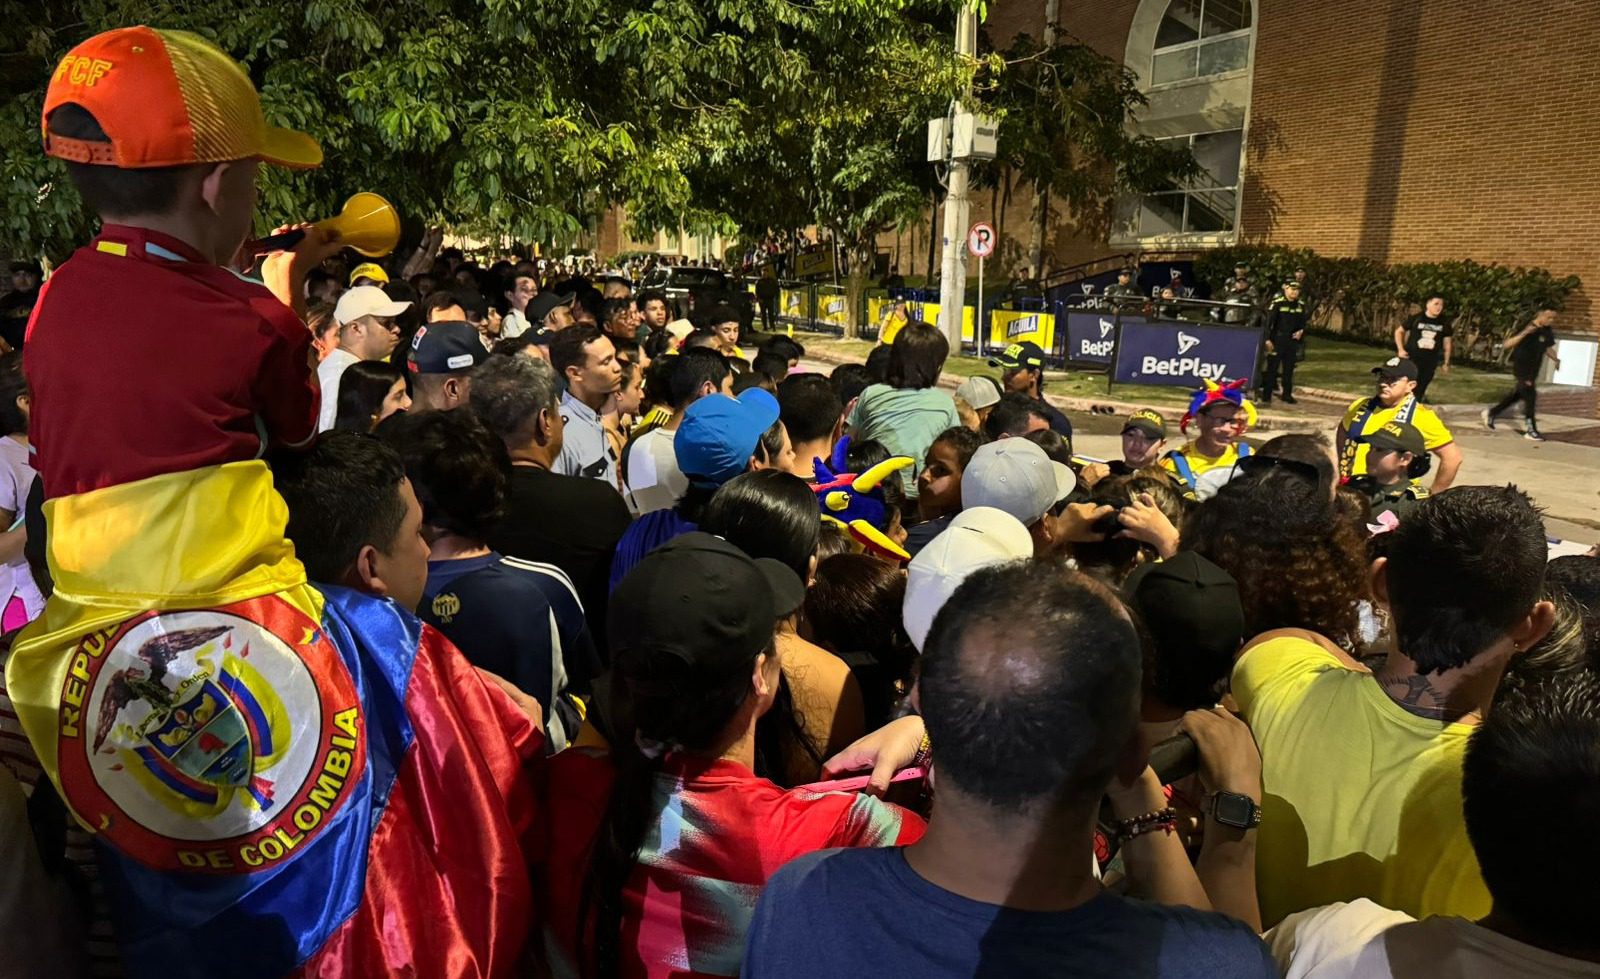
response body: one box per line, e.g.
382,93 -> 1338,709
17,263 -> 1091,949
988,341 -> 1047,371
608,532 -> 806,670
9,259 -> 42,276
527,290 -> 576,324
1364,420 -> 1426,456
408,320 -> 490,375
1124,551 -> 1246,669
1371,357 -> 1419,381
1122,408 -> 1168,439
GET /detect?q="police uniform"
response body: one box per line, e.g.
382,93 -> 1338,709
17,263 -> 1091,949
1260,284 -> 1307,404
1104,270 -> 1140,305
1344,419 -> 1431,522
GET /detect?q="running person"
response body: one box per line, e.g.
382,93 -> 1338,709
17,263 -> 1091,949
1484,307 -> 1560,441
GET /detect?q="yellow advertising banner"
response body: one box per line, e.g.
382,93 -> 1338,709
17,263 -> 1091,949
794,249 -> 836,278
989,308 -> 1056,349
816,292 -> 850,330
906,301 -> 976,343
780,289 -> 810,322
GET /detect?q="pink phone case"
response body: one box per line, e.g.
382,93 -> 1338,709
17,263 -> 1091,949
796,765 -> 927,794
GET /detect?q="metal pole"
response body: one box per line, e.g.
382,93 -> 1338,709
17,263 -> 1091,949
937,3 -> 978,351
976,254 -> 985,358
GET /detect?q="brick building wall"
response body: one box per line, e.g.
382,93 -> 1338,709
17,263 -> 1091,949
960,0 -> 1600,408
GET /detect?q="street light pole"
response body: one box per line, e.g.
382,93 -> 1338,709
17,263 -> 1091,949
936,3 -> 979,351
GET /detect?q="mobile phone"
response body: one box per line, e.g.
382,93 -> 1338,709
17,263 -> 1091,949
796,765 -> 927,795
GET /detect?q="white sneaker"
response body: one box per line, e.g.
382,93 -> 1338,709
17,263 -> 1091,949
1481,408 -> 1496,430
1525,429 -> 1546,442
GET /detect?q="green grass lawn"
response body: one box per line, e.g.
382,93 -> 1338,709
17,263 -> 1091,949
793,331 -> 1514,409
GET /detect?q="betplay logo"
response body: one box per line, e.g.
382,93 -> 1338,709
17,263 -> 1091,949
1140,330 -> 1228,379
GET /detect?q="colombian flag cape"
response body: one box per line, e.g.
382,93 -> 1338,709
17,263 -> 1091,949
6,461 -> 537,978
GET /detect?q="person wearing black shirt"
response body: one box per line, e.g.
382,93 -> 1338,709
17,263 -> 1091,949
1393,294 -> 1452,402
988,340 -> 1072,439
1484,307 -> 1561,441
0,260 -> 42,351
1259,281 -> 1307,404
470,353 -> 633,651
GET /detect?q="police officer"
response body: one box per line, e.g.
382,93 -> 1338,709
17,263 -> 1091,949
1345,420 -> 1430,523
1104,267 -> 1140,306
1212,276 -> 1257,325
1259,281 -> 1307,404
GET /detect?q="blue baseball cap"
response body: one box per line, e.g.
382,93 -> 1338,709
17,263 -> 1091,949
675,388 -> 781,486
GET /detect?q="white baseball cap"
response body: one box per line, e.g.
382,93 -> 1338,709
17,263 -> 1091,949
955,375 -> 1001,411
960,438 -> 1077,527
903,507 -> 1034,651
333,285 -> 412,327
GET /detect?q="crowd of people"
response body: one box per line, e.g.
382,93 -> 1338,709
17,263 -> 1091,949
2,24 -> 1600,979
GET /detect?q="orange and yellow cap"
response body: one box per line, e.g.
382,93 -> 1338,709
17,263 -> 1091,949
42,26 -> 321,170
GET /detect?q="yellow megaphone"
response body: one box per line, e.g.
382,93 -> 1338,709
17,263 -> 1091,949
249,192 -> 401,258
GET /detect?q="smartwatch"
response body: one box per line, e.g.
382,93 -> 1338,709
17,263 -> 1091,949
1208,791 -> 1262,830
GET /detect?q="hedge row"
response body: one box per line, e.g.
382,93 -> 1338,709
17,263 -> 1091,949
1193,246 -> 1580,365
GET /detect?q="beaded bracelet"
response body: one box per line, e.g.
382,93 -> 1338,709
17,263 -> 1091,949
1116,806 -> 1177,842
912,733 -> 932,769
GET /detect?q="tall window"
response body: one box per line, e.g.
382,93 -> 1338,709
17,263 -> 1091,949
1151,0 -> 1252,86
1127,129 -> 1243,236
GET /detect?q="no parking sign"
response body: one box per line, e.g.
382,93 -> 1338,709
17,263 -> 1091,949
967,223 -> 995,258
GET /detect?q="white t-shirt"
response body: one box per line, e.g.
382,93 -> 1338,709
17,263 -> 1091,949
1268,899 -> 1600,978
316,348 -> 361,432
624,427 -> 686,514
0,437 -> 42,622
502,308 -> 531,339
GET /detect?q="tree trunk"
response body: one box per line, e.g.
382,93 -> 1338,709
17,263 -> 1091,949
844,234 -> 876,341
1027,184 -> 1049,280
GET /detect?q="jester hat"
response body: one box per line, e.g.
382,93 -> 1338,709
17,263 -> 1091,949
813,437 -> 914,563
1179,378 -> 1256,435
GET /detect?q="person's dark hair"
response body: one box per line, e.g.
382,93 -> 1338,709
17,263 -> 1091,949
610,335 -> 641,366
831,362 -> 871,406
1545,556 -> 1600,619
814,521 -> 856,561
601,296 -> 633,327
490,334 -> 542,359
573,288 -> 605,323
1256,433 -> 1336,499
683,329 -> 719,351
1463,669 -> 1600,952
864,345 -> 893,386
1073,475 -> 1184,585
759,335 -> 805,362
1386,486 -> 1548,674
47,104 -> 200,217
1424,293 -> 1446,306
665,348 -> 731,410
636,288 -> 667,310
1021,427 -> 1072,465
456,289 -> 489,324
733,371 -> 775,396
699,303 -> 740,328
886,322 -> 948,390
376,409 -> 508,543
332,359 -> 405,433
804,554 -> 916,728
549,325 -> 606,378
1184,466 -> 1368,648
985,392 -> 1050,440
272,432 -> 409,583
699,470 -> 820,582
931,425 -> 984,471
921,562 -> 1141,809
420,289 -> 467,321
778,374 -> 844,445
306,300 -> 338,343
751,350 -> 790,383
0,351 -> 27,437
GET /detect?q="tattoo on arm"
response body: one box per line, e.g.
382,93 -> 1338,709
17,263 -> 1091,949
1379,672 -> 1450,718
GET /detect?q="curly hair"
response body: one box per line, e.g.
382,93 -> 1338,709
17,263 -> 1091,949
1183,466 -> 1369,648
